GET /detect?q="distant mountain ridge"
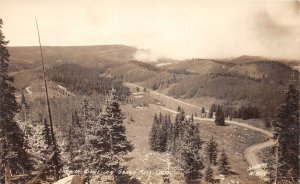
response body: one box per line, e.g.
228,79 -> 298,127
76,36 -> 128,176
7,44 -> 299,118
8,45 -> 137,72
8,45 -> 299,72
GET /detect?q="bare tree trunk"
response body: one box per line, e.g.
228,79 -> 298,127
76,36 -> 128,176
35,18 -> 59,181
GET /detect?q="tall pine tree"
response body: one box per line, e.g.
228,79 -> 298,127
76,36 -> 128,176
42,118 -> 52,148
218,149 -> 230,175
68,109 -> 84,173
150,113 -> 173,152
165,114 -> 173,152
180,117 -> 203,184
205,136 -> 218,165
272,79 -> 299,183
150,113 -> 160,151
215,105 -> 225,126
172,109 -> 186,155
209,104 -> 216,118
0,19 -> 32,181
91,91 -> 134,182
205,164 -> 214,183
20,91 -> 30,122
41,118 -> 63,179
181,148 -> 203,184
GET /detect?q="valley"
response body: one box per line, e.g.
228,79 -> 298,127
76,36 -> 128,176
1,0 -> 300,182
3,45 -> 299,184
123,82 -> 275,183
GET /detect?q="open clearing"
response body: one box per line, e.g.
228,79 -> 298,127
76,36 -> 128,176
122,85 -> 270,183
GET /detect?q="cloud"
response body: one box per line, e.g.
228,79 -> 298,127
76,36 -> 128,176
1,0 -> 299,60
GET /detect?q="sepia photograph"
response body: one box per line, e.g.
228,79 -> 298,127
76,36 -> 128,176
0,0 -> 299,183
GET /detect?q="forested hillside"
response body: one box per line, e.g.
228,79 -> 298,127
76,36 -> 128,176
165,59 -> 296,117
107,58 -> 298,118
46,63 -> 130,99
8,45 -> 136,72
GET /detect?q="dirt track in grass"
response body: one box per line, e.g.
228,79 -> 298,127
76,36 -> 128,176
123,82 -> 274,183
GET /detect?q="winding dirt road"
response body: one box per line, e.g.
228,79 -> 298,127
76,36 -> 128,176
25,86 -> 32,95
126,82 -> 277,181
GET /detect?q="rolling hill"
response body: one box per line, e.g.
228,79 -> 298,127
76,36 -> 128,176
106,57 -> 298,118
8,45 -> 137,72
8,45 -> 299,118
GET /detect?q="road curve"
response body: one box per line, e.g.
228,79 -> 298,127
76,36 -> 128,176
26,86 -> 32,95
126,82 -> 276,181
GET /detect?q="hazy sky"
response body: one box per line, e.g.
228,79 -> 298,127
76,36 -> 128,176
0,0 -> 300,60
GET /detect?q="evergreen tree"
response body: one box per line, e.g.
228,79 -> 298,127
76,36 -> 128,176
50,137 -> 64,180
150,113 -> 160,151
272,80 -> 299,183
20,91 -> 30,122
67,109 -> 80,169
150,111 -> 205,183
157,114 -> 169,152
177,106 -> 182,112
265,146 -> 277,184
166,114 -> 173,152
42,118 -> 52,148
174,109 -> 185,138
150,112 -> 174,152
25,122 -> 49,180
218,149 -> 230,175
184,118 -> 202,152
169,115 -> 204,183
0,19 -> 32,181
215,106 -> 225,126
238,105 -> 260,120
95,91 -> 134,182
68,109 -> 86,174
205,164 -> 214,183
171,109 -> 186,155
40,117 -> 63,179
205,136 -> 218,165
73,99 -> 96,177
68,125 -> 74,163
208,104 -> 216,118
181,148 -> 203,184
179,118 -> 203,183
201,107 -> 206,114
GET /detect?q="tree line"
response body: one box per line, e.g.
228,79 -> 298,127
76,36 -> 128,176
168,72 -> 285,118
149,109 -> 231,183
45,63 -> 130,100
209,103 -> 260,120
